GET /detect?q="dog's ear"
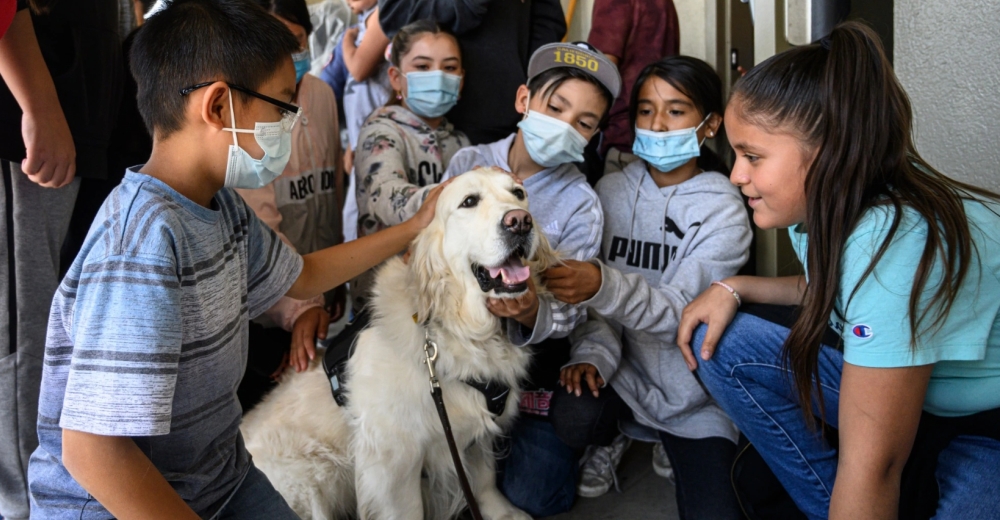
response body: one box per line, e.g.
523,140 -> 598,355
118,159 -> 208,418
409,220 -> 450,324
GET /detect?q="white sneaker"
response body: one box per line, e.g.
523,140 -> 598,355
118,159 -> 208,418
576,434 -> 632,498
651,441 -> 675,483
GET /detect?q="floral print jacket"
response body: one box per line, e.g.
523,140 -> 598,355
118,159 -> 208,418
351,105 -> 469,310
355,105 -> 470,239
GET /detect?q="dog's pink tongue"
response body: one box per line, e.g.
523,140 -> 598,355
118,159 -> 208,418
487,257 -> 530,285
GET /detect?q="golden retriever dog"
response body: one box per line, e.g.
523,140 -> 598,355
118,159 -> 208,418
241,168 -> 557,520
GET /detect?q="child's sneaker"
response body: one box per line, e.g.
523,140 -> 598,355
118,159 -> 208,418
651,441 -> 675,483
576,434 -> 632,497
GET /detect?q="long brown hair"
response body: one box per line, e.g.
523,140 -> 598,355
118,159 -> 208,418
732,21 -> 998,421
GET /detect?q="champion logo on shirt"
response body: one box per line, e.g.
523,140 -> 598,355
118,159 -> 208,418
852,324 -> 873,339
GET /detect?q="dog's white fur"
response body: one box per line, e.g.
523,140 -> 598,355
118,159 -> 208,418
241,168 -> 558,520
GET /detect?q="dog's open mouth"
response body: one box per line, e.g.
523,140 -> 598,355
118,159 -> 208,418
473,247 -> 530,294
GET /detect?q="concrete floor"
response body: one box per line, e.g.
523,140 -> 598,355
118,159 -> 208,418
541,442 -> 680,520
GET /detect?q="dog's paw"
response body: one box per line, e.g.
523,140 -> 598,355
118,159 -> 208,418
477,489 -> 534,520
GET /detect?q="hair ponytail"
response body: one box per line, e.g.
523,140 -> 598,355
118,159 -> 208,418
732,21 -> 998,422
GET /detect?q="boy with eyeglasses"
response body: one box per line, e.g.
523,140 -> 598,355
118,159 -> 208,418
24,1 -> 441,518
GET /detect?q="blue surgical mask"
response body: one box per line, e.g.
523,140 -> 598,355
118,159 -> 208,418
517,109 -> 589,168
292,49 -> 311,84
632,113 -> 712,173
404,70 -> 461,118
222,89 -> 297,189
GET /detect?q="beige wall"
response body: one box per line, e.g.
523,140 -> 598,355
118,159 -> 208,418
895,0 -> 1000,192
561,0 -> 710,62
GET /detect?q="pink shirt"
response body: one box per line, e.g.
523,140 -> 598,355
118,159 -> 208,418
236,74 -> 344,330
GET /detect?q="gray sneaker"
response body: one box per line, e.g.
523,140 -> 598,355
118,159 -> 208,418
651,442 -> 675,483
576,434 -> 632,498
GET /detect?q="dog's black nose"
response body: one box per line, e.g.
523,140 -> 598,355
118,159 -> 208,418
503,209 -> 532,235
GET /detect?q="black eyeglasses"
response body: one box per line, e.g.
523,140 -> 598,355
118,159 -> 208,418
179,81 -> 301,130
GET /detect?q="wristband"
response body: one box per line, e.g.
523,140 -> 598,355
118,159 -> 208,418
711,280 -> 742,307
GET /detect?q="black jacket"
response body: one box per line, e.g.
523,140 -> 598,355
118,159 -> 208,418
378,0 -> 565,145
0,0 -> 122,179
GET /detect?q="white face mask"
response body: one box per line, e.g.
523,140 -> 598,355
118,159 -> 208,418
516,94 -> 589,168
221,89 -> 297,189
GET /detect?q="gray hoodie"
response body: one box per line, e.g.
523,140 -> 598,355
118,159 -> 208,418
443,134 -> 603,345
569,160 -> 752,441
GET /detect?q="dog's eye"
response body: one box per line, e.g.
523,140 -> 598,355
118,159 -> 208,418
512,188 -> 526,201
460,195 -> 480,208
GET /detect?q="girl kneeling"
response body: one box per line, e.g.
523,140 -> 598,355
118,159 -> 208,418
546,56 -> 753,519
678,22 -> 1000,520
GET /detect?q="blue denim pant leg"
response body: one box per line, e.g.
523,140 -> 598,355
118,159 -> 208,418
933,435 -> 1000,519
214,465 -> 299,520
692,312 -> 843,520
496,417 -> 577,517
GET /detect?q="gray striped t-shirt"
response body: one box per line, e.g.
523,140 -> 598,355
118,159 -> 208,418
28,171 -> 303,519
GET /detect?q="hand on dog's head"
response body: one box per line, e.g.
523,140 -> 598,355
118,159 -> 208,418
407,168 -> 557,324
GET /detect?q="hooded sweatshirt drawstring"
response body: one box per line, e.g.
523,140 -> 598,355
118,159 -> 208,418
629,171 -> 676,268
661,190 -> 676,262
626,173 -> 643,260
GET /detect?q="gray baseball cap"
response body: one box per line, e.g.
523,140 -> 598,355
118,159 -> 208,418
527,42 -> 622,99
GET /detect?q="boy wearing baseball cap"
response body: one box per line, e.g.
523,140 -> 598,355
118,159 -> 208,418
441,41 -> 621,516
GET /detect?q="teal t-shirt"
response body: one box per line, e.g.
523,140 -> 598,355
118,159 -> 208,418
789,199 -> 1000,417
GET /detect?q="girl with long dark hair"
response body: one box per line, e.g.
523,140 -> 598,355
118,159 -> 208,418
545,56 -> 752,519
677,22 -> 1000,519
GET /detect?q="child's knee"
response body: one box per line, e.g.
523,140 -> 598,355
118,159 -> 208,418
549,392 -> 600,450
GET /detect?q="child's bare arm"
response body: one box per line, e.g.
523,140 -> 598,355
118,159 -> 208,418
342,8 -> 390,81
62,429 -> 201,520
285,180 -> 450,300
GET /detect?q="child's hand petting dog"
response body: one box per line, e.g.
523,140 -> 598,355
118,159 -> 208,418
487,278 -> 540,327
545,259 -> 602,304
560,362 -> 605,398
289,306 -> 331,373
407,178 -> 453,232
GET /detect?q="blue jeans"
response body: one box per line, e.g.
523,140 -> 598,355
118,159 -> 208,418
693,312 -> 1000,520
496,417 -> 577,517
213,465 -> 299,520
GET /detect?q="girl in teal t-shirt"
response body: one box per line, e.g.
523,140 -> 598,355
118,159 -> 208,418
676,22 -> 1000,520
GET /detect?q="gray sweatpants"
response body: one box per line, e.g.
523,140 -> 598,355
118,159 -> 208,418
0,160 -> 79,520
